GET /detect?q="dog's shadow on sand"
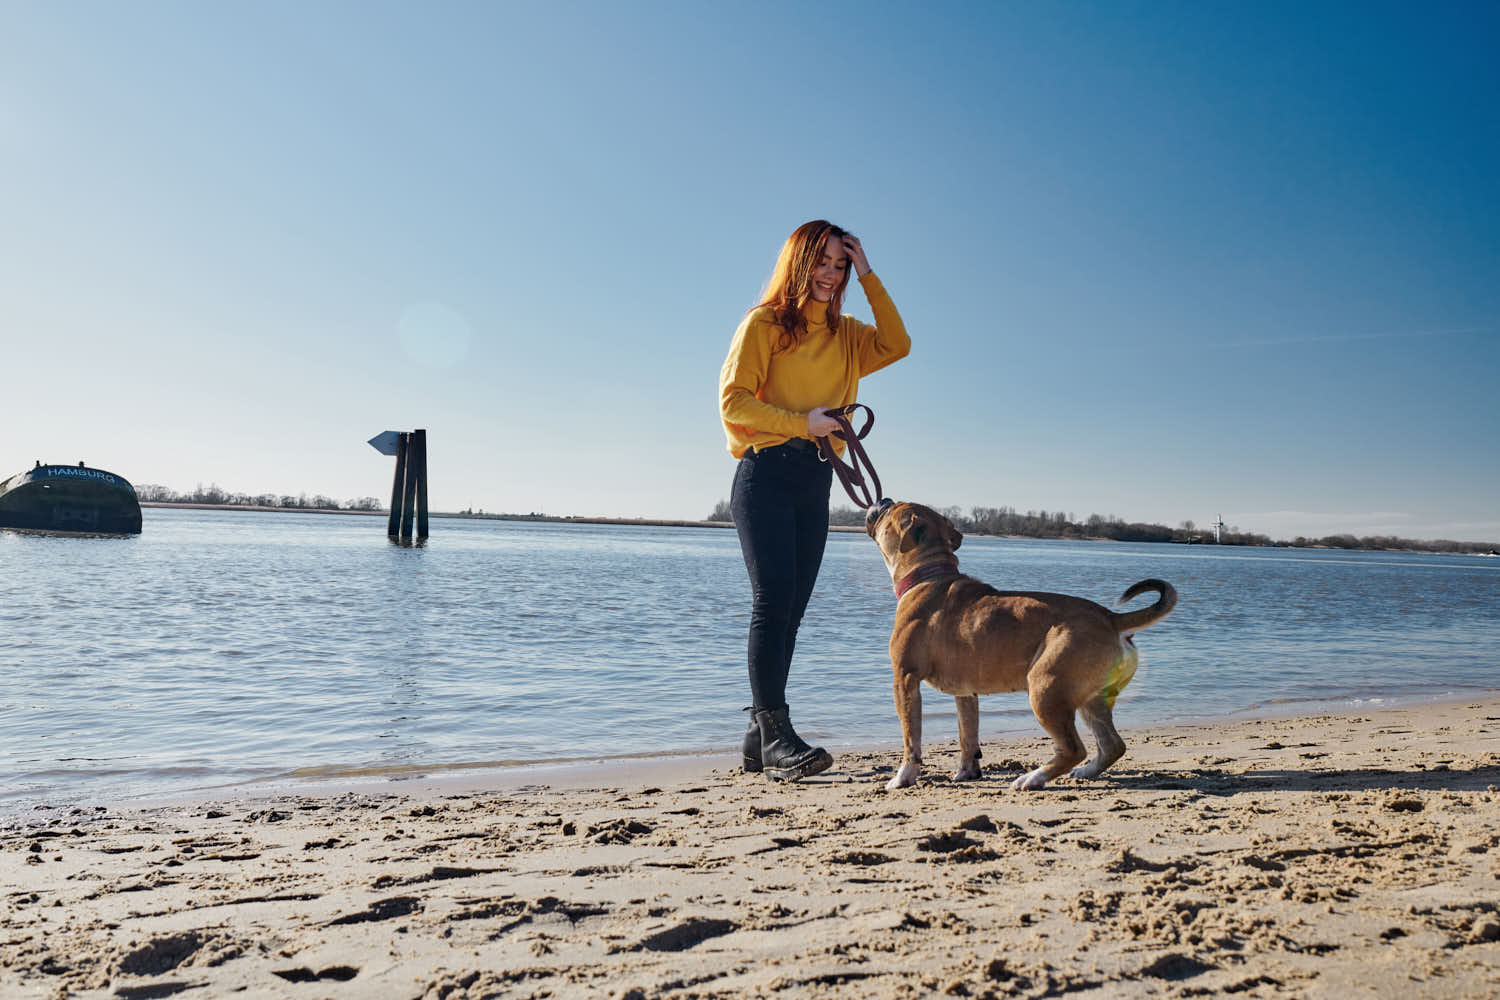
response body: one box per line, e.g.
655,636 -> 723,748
841,761 -> 1500,796
1064,764 -> 1500,796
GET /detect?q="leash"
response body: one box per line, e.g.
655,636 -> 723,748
815,403 -> 884,510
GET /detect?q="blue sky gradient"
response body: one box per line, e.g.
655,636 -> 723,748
3,1 -> 1496,540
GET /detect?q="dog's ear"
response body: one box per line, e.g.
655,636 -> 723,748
942,516 -> 963,551
897,509 -> 923,553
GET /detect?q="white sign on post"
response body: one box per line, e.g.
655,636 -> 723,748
368,431 -> 402,456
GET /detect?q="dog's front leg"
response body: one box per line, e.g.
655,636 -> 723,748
954,694 -> 981,781
886,667 -> 923,790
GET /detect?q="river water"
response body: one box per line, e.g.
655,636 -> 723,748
3,508 -> 1497,808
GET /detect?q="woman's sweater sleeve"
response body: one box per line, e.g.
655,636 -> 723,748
719,313 -> 808,437
851,272 -> 911,376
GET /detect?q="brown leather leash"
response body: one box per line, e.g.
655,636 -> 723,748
815,403 -> 885,510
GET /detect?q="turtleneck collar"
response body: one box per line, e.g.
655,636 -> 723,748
800,297 -> 830,327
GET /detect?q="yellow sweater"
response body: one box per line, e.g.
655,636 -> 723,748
719,272 -> 910,458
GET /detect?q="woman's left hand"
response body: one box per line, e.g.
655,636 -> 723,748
844,233 -> 871,278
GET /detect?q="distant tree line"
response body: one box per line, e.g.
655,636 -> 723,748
136,483 -> 382,512
1281,533 -> 1496,555
825,504 -> 1275,544
707,499 -> 1495,554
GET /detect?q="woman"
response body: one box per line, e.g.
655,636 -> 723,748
718,220 -> 911,781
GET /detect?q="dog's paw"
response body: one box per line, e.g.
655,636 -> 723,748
953,762 -> 981,782
1070,762 -> 1103,780
1012,768 -> 1050,791
885,761 -> 921,791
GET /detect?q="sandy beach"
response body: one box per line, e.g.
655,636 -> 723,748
4,698 -> 1498,999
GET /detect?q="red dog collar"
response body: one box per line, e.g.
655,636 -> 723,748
894,561 -> 960,599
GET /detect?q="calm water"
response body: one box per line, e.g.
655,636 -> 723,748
3,508 -> 1498,808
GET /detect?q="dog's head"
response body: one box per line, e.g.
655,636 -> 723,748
866,500 -> 963,574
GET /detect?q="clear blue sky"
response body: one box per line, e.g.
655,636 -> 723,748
4,1 -> 1496,541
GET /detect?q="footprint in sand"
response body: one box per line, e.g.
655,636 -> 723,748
325,895 -> 422,926
621,917 -> 738,953
272,965 -> 359,982
371,865 -> 500,889
825,850 -> 895,866
584,819 -> 653,844
916,831 -> 980,853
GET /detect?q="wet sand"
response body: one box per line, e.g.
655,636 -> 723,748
4,698 -> 1499,999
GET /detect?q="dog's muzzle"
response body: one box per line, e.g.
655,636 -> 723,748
865,497 -> 895,535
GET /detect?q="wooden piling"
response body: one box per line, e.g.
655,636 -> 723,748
388,432 -> 409,538
399,436 -> 418,541
383,428 -> 429,545
414,428 -> 429,540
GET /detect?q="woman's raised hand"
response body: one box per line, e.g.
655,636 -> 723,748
843,233 -> 870,278
807,406 -> 841,438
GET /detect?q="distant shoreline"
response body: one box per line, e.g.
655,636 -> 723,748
140,501 -> 757,532
137,502 -> 1497,550
142,501 -> 382,516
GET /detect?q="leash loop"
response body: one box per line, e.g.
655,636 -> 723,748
815,403 -> 883,509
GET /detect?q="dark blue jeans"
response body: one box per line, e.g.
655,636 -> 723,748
730,443 -> 833,711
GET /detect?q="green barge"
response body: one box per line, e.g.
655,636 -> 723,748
0,462 -> 143,534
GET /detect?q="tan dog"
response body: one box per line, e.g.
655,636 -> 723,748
865,501 -> 1177,792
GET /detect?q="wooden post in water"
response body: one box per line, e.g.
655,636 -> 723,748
373,428 -> 429,545
387,433 -> 409,538
399,434 -> 419,541
413,429 -> 429,540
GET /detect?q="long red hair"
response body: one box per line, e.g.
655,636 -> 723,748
756,220 -> 852,352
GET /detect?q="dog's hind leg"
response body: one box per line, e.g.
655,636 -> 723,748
1014,657 -> 1088,790
886,667 -> 924,791
1071,694 -> 1126,780
954,695 -> 981,781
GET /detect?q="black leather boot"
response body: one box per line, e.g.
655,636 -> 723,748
742,714 -> 762,773
753,706 -> 833,782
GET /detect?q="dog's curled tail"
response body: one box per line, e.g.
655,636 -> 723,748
1112,579 -> 1177,635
